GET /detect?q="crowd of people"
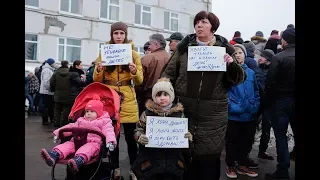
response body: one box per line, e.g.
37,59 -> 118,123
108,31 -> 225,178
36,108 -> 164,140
26,10 -> 295,180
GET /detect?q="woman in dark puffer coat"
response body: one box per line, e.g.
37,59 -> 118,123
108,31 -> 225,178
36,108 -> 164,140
69,60 -> 87,106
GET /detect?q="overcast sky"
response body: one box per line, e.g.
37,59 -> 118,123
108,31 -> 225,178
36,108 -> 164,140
211,0 -> 295,41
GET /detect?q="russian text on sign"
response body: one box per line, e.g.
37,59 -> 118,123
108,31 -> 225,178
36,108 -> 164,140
100,44 -> 133,66
145,116 -> 189,148
187,46 -> 226,72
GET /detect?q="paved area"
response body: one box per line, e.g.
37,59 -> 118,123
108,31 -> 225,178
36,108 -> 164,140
25,115 -> 295,180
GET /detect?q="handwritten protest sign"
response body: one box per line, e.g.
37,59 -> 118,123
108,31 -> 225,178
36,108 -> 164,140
187,46 -> 226,71
100,44 -> 132,66
145,116 -> 188,148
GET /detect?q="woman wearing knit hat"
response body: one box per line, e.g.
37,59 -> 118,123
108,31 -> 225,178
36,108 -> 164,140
93,21 -> 143,179
132,77 -> 192,179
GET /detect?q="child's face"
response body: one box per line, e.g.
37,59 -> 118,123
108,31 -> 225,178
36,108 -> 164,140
85,110 -> 98,120
155,91 -> 171,107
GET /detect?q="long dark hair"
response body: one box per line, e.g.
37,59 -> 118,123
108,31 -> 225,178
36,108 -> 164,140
69,60 -> 84,75
105,33 -> 131,73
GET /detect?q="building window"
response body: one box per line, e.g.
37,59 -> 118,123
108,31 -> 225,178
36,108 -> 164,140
25,0 -> 39,7
100,0 -> 120,21
98,42 -> 105,55
134,46 -> 145,57
25,34 -> 38,60
58,38 -> 81,62
135,4 -> 151,26
60,0 -> 83,15
164,11 -> 179,31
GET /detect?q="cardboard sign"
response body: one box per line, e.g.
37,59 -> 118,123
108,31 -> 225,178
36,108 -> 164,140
145,116 -> 189,148
187,46 -> 226,71
100,44 -> 132,66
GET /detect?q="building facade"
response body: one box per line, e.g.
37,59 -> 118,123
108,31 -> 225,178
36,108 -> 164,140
25,0 -> 212,71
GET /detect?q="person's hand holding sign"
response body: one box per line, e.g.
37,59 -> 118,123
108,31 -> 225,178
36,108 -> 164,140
97,62 -> 103,73
128,62 -> 137,75
224,54 -> 234,66
184,131 -> 193,142
138,134 -> 149,145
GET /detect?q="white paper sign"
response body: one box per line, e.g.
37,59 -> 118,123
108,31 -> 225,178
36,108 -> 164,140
145,116 -> 189,148
100,44 -> 133,66
187,46 -> 226,71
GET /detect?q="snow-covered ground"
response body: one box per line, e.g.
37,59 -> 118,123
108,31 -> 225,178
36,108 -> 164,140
254,123 -> 295,151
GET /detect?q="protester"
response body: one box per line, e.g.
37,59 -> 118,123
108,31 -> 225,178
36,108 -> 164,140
161,10 -> 246,180
132,78 -> 192,179
93,21 -> 143,180
135,33 -> 170,116
265,28 -> 295,180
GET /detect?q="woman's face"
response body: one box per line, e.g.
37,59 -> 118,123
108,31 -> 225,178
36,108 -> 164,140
195,18 -> 212,39
112,30 -> 126,44
76,63 -> 83,70
234,48 -> 245,64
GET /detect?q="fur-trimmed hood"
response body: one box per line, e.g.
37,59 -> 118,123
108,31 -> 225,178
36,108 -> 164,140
251,36 -> 267,44
145,99 -> 184,116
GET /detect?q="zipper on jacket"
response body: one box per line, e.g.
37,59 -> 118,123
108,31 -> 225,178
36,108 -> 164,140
193,72 -> 204,140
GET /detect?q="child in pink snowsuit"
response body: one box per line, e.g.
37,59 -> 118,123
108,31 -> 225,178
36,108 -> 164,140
40,99 -> 117,173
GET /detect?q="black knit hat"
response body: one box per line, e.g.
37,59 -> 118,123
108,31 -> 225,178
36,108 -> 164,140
260,49 -> 275,61
282,28 -> 295,44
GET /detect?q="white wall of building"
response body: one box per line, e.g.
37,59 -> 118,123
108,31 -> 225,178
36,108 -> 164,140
25,0 -> 211,69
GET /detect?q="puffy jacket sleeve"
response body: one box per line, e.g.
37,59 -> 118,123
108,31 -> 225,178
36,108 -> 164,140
50,72 -> 56,92
131,51 -> 143,86
265,55 -> 279,96
93,53 -> 105,82
223,61 -> 247,88
41,68 -> 53,90
70,73 -> 87,87
134,111 -> 147,142
249,73 -> 260,115
101,117 -> 117,145
161,50 -> 180,85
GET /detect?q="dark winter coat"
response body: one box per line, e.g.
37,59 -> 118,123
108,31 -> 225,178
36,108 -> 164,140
161,33 -> 246,157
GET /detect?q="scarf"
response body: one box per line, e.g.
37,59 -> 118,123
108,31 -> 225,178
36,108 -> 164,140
161,103 -> 173,111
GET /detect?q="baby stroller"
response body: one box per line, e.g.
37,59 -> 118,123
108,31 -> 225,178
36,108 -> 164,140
51,82 -> 124,180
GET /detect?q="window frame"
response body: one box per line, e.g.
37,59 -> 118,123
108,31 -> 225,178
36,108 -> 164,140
25,33 -> 39,61
164,11 -> 179,32
25,0 -> 40,9
59,0 -> 84,17
134,46 -> 145,57
99,0 -> 121,22
98,42 -> 105,56
57,37 -> 82,62
134,4 -> 152,27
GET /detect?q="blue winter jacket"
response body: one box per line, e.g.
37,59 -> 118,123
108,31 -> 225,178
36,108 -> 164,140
228,64 -> 260,121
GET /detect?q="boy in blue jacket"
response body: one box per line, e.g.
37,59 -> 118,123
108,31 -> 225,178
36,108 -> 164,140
225,44 -> 260,179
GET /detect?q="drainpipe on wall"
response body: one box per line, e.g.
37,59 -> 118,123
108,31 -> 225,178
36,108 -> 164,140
206,0 -> 210,12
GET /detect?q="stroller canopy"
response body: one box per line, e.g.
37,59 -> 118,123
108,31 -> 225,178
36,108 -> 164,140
68,82 -> 121,136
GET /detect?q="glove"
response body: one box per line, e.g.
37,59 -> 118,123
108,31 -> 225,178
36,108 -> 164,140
106,142 -> 115,151
53,136 -> 59,143
184,131 -> 193,142
138,134 -> 149,145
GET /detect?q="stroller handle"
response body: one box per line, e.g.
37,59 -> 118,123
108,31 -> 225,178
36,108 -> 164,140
58,127 -> 106,145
